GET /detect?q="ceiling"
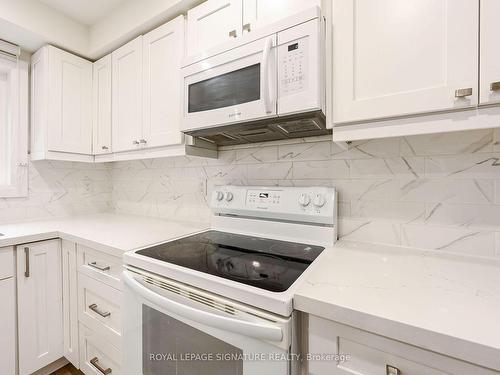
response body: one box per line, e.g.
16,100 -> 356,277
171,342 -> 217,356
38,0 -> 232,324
38,0 -> 127,26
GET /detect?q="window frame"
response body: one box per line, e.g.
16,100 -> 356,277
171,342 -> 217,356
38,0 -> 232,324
0,54 -> 28,198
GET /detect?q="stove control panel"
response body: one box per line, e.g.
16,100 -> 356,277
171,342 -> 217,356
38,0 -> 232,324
211,185 -> 337,225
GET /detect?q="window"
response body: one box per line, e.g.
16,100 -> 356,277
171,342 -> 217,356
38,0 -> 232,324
0,53 -> 28,197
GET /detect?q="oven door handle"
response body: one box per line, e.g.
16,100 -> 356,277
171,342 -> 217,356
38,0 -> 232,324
262,37 -> 274,114
123,271 -> 283,342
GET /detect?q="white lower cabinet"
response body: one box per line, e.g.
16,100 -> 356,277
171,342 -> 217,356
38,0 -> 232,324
307,316 -> 499,375
0,247 -> 15,375
76,244 -> 122,375
79,323 -> 122,375
78,273 -> 122,348
62,240 -> 79,368
17,239 -> 64,375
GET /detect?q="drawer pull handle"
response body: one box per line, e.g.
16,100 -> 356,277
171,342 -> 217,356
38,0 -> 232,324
89,303 -> 111,318
455,87 -> 473,98
386,365 -> 401,375
90,357 -> 112,374
24,247 -> 30,277
491,82 -> 500,92
228,29 -> 237,38
88,262 -> 110,272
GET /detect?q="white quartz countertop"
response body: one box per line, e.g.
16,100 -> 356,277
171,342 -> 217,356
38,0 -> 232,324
0,213 -> 209,257
294,240 -> 500,371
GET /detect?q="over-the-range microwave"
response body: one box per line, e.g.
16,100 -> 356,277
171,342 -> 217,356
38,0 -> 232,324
181,7 -> 328,146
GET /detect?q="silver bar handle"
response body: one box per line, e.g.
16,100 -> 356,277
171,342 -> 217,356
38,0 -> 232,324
455,87 -> 473,98
386,365 -> 401,375
101,145 -> 109,150
24,247 -> 29,277
228,29 -> 237,38
88,261 -> 110,272
89,303 -> 111,318
90,357 -> 112,374
243,23 -> 251,32
491,82 -> 500,92
262,37 -> 274,114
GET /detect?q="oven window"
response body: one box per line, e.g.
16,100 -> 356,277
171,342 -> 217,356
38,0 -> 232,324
188,64 -> 261,113
142,305 -> 243,375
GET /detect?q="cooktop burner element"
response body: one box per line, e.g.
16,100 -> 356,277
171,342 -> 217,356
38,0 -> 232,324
136,230 -> 325,292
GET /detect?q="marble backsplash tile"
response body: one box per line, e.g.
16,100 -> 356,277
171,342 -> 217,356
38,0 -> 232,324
0,160 -> 112,224
111,128 -> 500,257
5,129 -> 499,258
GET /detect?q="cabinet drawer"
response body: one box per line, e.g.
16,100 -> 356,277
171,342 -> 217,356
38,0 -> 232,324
78,273 -> 122,348
308,316 -> 499,375
0,247 -> 14,279
79,323 -> 121,375
78,244 -> 122,290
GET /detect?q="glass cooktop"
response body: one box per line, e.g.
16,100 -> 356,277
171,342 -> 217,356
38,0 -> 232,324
135,230 -> 325,292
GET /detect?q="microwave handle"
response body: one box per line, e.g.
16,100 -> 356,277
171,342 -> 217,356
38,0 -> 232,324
262,37 -> 274,114
122,271 -> 283,342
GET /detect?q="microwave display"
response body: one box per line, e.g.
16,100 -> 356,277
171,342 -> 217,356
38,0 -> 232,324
188,64 -> 261,113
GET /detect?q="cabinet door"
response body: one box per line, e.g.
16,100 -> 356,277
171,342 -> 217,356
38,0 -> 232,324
93,54 -> 112,154
62,240 -> 79,368
112,36 -> 143,153
242,0 -> 319,33
333,0 -> 479,124
309,316 -> 500,375
142,16 -> 185,148
0,277 -> 15,375
186,0 -> 242,57
47,46 -> 92,154
480,0 -> 500,105
17,239 -> 63,375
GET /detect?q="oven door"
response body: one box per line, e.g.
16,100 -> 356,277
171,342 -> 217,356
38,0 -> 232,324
122,269 -> 292,375
182,35 -> 277,132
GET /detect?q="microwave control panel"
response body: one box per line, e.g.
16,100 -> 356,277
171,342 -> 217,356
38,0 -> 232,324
279,37 -> 309,96
276,16 -> 321,114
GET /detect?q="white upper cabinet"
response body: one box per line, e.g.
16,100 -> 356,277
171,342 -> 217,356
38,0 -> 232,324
17,240 -> 63,375
187,0 -> 316,57
48,47 -> 92,153
242,0 -> 319,33
112,36 -> 143,153
93,54 -> 112,155
31,45 -> 93,159
187,0 -> 242,57
333,0 -> 479,124
142,16 -> 185,148
480,0 -> 500,106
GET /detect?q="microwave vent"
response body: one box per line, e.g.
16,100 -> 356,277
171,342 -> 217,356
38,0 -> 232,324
276,118 -> 322,134
236,127 -> 284,143
184,110 -> 329,146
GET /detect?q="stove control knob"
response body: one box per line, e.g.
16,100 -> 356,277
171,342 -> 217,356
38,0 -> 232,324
215,191 -> 224,201
225,192 -> 234,202
298,193 -> 311,207
313,194 -> 326,208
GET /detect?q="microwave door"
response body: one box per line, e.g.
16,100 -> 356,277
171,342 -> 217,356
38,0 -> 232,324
182,35 -> 278,133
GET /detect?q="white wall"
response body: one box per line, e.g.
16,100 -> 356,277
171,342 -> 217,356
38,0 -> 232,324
88,0 -> 202,59
0,0 -> 89,55
0,0 -> 203,59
